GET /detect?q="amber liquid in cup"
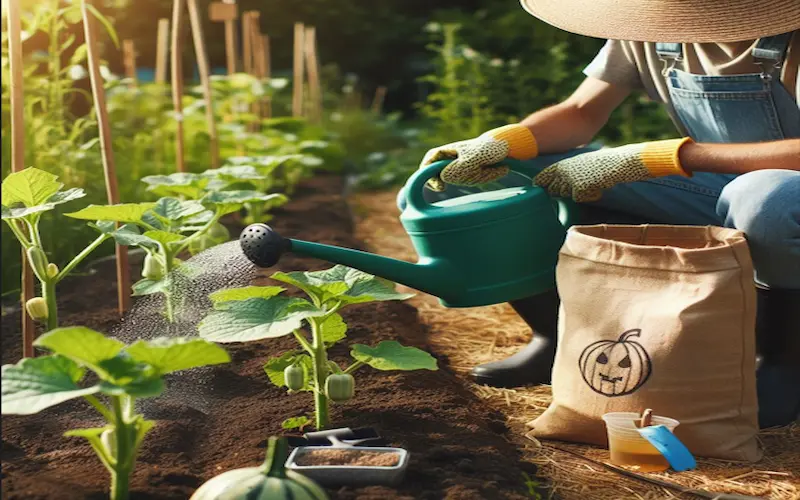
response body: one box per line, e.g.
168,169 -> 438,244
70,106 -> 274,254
608,437 -> 670,472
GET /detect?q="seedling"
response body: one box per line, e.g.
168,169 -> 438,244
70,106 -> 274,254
0,326 -> 230,500
199,265 -> 439,430
1,168 -> 115,331
65,189 -> 282,322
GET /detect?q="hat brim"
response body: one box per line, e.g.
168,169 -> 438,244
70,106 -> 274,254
520,0 -> 800,43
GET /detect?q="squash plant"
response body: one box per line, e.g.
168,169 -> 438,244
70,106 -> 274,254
1,168 -> 120,330
65,190 -> 282,322
1,326 -> 230,500
198,265 -> 439,430
139,167 -> 288,254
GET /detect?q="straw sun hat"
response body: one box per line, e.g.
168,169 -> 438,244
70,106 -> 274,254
520,0 -> 800,43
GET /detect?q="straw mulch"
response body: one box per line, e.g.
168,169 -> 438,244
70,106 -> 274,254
348,189 -> 800,500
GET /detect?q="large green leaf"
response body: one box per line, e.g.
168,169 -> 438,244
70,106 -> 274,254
1,355 -> 100,415
142,230 -> 184,247
203,165 -> 265,182
320,313 -> 347,345
201,191 -> 287,216
263,351 -> 312,389
141,173 -> 209,199
350,341 -> 438,371
132,277 -> 170,297
124,337 -> 230,374
209,286 -> 285,304
1,167 -> 62,207
65,202 -> 156,223
91,222 -> 159,249
272,265 -> 414,306
1,188 -> 86,220
151,198 -> 206,222
198,297 -> 326,343
34,327 -> 125,377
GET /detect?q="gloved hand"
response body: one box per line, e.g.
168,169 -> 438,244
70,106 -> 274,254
420,124 -> 539,192
533,138 -> 693,202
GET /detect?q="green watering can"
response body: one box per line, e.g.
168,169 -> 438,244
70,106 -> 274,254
240,159 -> 578,308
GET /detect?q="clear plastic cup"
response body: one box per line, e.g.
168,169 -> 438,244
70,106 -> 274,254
602,412 -> 680,472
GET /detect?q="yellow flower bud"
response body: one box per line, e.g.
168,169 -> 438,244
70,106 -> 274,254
47,263 -> 59,279
25,297 -> 49,322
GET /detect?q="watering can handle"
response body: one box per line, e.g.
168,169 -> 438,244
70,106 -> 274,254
404,158 -> 579,228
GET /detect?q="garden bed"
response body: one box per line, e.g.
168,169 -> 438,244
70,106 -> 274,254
1,174 -> 541,500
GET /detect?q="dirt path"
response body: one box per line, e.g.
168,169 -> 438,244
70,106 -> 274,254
349,189 -> 800,500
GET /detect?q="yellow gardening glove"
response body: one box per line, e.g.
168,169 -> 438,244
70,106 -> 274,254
533,138 -> 693,202
421,124 -> 539,192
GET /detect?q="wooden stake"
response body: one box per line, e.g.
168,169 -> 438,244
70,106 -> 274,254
171,0 -> 186,172
81,0 -> 131,315
261,34 -> 272,118
242,11 -> 253,75
371,86 -> 387,115
209,1 -> 238,75
122,39 -> 137,83
7,0 -> 35,359
249,13 -> 264,120
292,22 -> 305,118
304,26 -> 322,124
187,0 -> 220,169
155,18 -> 170,84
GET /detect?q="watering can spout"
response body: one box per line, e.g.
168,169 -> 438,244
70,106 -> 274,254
240,223 -> 453,297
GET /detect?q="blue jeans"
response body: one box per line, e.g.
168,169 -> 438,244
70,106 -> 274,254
397,149 -> 800,289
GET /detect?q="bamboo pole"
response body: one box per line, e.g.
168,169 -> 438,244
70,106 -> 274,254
304,26 -> 322,124
292,22 -> 305,118
122,39 -> 137,84
171,0 -> 186,172
261,34 -> 272,118
242,11 -> 253,75
371,86 -> 387,115
209,1 -> 238,75
187,0 -> 220,169
250,13 -> 264,120
7,0 -> 36,359
81,0 -> 131,315
155,18 -> 170,84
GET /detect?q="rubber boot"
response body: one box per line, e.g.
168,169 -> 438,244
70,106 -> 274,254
470,288 -> 560,388
755,286 -> 800,428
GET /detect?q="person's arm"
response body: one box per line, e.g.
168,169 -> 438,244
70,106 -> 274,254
679,139 -> 800,174
520,76 -> 632,154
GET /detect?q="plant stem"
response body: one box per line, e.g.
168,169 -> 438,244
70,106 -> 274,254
162,250 -> 175,322
111,397 -> 131,500
42,278 -> 57,331
84,394 -> 114,421
343,360 -> 365,375
310,318 -> 329,430
55,234 -> 110,284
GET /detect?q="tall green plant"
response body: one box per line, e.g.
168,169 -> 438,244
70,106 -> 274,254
1,327 -> 230,500
1,168 -> 115,330
198,265 -> 439,430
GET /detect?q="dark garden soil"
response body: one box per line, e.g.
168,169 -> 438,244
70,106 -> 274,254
1,174 -> 542,500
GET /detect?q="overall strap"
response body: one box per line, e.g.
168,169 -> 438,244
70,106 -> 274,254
656,42 -> 683,76
752,31 -> 794,79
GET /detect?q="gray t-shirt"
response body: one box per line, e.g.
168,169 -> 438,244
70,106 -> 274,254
583,33 -> 800,126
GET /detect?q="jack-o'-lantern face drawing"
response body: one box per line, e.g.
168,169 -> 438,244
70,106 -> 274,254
578,329 -> 652,397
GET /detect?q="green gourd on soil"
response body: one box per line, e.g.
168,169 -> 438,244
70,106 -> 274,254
191,437 -> 329,500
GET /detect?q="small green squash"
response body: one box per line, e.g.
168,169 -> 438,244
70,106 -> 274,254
325,373 -> 355,402
190,436 -> 329,500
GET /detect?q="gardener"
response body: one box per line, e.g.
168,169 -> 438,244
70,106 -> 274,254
398,1 -> 799,428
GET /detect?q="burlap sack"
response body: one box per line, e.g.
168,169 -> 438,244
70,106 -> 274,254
529,224 -> 761,462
